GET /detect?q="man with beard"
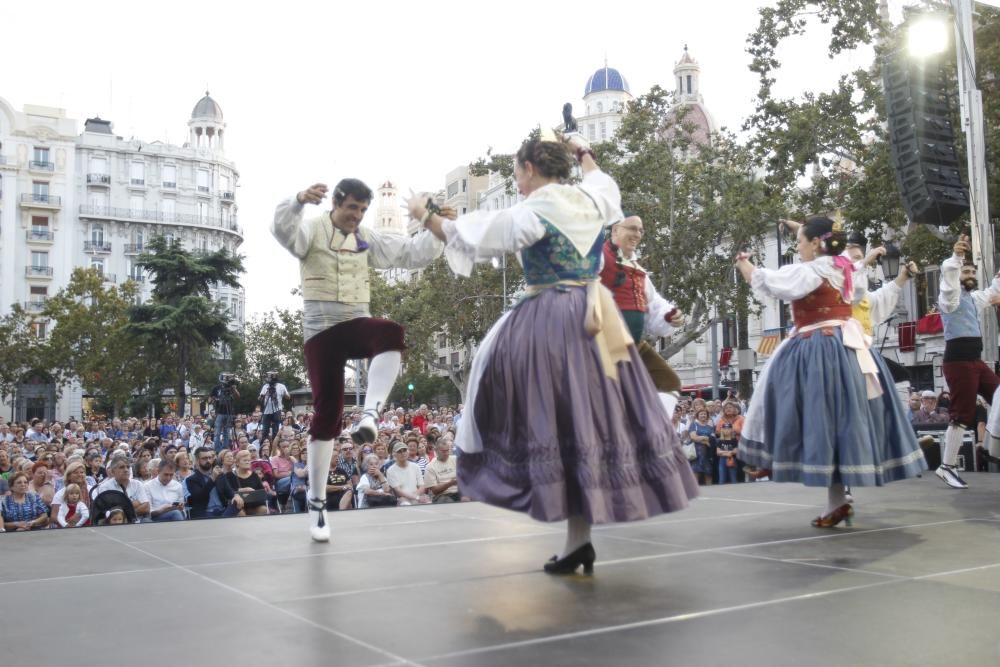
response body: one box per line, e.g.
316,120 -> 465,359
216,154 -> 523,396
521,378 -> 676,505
185,447 -> 220,518
936,235 -> 1000,489
598,215 -> 686,415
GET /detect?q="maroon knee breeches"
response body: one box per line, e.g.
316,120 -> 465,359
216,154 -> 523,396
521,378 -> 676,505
304,317 -> 405,440
943,359 -> 1000,427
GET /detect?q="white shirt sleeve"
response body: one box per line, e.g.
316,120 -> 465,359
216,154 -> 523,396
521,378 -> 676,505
868,281 -> 903,326
56,502 -> 70,527
440,206 -> 547,277
972,273 -> 1000,312
577,169 -> 624,224
76,502 -> 90,526
271,197 -> 315,260
750,262 -> 823,301
365,227 -> 444,270
938,254 -> 962,314
643,274 -> 678,338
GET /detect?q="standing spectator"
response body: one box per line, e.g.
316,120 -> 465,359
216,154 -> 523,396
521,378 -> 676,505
2,472 -> 50,530
159,417 -> 177,441
715,425 -> 739,484
258,373 -> 290,442
424,439 -> 461,503
688,409 -> 715,486
387,440 -> 428,506
412,405 -> 428,435
55,483 -> 89,528
907,394 -> 922,423
146,459 -> 186,522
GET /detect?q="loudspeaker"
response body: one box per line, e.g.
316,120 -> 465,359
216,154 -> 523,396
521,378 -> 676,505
883,50 -> 969,226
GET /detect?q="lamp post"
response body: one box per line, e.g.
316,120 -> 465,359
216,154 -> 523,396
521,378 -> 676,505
909,1 -> 994,361
880,242 -> 902,281
490,255 -> 508,311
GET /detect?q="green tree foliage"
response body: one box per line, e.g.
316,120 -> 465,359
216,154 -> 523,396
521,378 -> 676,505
37,268 -> 154,417
128,237 -> 244,417
0,307 -> 44,407
235,307 -> 307,392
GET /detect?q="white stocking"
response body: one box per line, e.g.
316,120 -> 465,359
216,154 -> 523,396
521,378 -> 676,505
943,424 -> 964,467
827,483 -> 848,514
307,438 -> 335,502
364,351 -> 401,414
561,515 -> 592,558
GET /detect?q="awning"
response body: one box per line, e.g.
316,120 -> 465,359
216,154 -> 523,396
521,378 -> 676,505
757,335 -> 781,356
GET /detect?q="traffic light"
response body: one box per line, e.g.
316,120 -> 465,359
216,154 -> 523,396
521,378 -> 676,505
883,49 -> 969,226
407,383 -> 414,391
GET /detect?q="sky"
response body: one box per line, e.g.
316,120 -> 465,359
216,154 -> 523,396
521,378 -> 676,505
5,0 -> 991,318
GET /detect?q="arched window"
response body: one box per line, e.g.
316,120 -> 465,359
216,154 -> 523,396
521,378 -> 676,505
597,102 -> 604,113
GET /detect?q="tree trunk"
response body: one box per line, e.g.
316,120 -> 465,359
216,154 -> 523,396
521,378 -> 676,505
658,301 -> 707,360
175,342 -> 188,418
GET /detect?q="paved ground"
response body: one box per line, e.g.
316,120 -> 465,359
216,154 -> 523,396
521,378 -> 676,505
5,474 -> 1000,666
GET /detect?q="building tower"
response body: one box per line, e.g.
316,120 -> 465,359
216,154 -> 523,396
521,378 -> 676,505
576,60 -> 634,143
188,91 -> 225,151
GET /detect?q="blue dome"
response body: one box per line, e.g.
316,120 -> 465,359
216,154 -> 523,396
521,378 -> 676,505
584,66 -> 630,96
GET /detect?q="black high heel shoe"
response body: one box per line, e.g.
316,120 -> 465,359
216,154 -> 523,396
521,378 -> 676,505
543,543 -> 596,575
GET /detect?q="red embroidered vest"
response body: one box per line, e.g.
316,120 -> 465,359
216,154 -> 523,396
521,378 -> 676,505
599,241 -> 648,312
791,281 -> 852,329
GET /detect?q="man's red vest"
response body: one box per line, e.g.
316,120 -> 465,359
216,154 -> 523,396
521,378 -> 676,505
600,241 -> 648,313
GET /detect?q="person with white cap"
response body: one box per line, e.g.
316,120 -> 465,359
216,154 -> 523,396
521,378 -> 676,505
914,391 -> 949,425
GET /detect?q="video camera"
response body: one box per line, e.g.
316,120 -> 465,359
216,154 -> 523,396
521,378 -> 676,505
265,370 -> 279,385
218,372 -> 239,388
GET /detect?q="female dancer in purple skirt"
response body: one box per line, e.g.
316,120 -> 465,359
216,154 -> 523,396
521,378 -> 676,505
409,132 -> 698,574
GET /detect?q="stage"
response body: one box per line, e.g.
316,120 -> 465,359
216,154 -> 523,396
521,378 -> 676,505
6,474 -> 1000,666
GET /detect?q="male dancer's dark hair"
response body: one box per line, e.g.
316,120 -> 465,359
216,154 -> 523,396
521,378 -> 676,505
332,178 -> 373,206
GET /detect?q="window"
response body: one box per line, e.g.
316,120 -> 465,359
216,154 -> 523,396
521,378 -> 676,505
916,269 -> 941,318
130,161 -> 145,185
197,169 -> 209,193
451,352 -> 459,367
438,333 -> 447,348
89,157 -> 107,174
30,216 -> 48,234
687,75 -> 692,95
31,251 -> 48,268
447,181 -> 459,198
438,356 -> 446,367
678,76 -> 683,94
162,165 -> 176,188
129,195 -> 143,214
597,102 -> 603,113
32,322 -> 46,339
30,286 -> 47,298
32,147 -> 50,167
90,259 -> 105,275
161,198 -> 175,218
90,224 -> 105,245
600,121 -> 607,140
129,262 -> 144,281
588,124 -> 596,141
32,181 -> 49,199
220,174 -> 230,192
89,191 -> 108,209
461,179 -> 467,193
198,201 -> 209,221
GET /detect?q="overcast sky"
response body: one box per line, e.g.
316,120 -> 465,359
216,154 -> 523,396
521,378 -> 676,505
6,0 -> 991,317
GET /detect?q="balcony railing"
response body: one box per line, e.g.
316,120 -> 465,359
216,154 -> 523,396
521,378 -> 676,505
126,275 -> 145,283
130,178 -> 145,186
124,243 -> 145,254
27,230 -> 54,242
78,205 -> 243,236
21,193 -> 61,206
100,273 -> 117,283
23,300 -> 47,313
25,266 -> 53,277
84,241 -> 112,253
87,173 -> 111,185
221,191 -> 234,201
30,160 -> 54,171
161,181 -> 176,189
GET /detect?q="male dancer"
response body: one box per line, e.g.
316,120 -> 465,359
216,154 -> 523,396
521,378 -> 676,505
936,234 -> 1000,489
599,215 -> 685,414
273,179 -> 446,540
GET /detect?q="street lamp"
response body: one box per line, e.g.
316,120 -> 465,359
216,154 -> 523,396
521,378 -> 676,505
490,255 -> 508,311
906,1 -> 994,361
907,15 -> 949,59
880,242 -> 902,280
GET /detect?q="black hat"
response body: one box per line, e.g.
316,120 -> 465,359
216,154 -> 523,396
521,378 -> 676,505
846,231 -> 866,248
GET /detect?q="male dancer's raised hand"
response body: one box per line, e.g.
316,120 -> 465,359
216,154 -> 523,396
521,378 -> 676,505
953,234 -> 971,258
296,183 -> 328,205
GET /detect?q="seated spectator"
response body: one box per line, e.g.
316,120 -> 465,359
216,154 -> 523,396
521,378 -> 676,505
174,451 -> 193,483
55,483 -> 90,528
50,461 -> 92,526
85,450 -> 107,486
146,459 -> 186,522
355,454 -> 396,509
96,457 -> 151,522
325,437 -> 359,511
28,460 -> 54,506
269,440 -> 294,507
185,447 -> 220,519
216,449 -> 268,517
424,439 -> 462,503
387,440 -> 429,506
914,390 -> 949,425
288,442 -> 308,513
2,472 -> 50,531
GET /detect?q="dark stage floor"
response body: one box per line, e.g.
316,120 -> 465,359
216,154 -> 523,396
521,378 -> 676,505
5,474 -> 1000,666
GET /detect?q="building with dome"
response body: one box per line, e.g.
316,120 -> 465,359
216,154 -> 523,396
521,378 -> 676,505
0,92 -> 244,420
576,62 -> 634,143
668,45 -> 717,146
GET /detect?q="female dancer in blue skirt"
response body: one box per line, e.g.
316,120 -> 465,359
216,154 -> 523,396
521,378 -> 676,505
409,131 -> 698,574
735,217 -> 925,527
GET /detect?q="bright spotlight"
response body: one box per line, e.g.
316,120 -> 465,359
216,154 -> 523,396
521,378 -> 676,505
907,16 -> 949,59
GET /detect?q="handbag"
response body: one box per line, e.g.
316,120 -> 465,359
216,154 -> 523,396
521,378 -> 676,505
239,489 -> 268,508
681,442 -> 697,461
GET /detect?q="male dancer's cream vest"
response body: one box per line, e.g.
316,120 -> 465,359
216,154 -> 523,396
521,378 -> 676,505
299,215 -> 370,303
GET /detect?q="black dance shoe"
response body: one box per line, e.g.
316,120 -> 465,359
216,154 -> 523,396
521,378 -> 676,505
543,543 -> 596,575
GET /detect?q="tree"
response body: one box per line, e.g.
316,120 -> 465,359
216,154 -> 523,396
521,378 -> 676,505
127,237 -> 244,417
37,268 -> 153,418
369,258 -> 521,401
235,307 -> 307,392
0,307 -> 44,411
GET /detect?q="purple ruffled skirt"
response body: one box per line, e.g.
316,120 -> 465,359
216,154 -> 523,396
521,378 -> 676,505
457,285 -> 699,524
